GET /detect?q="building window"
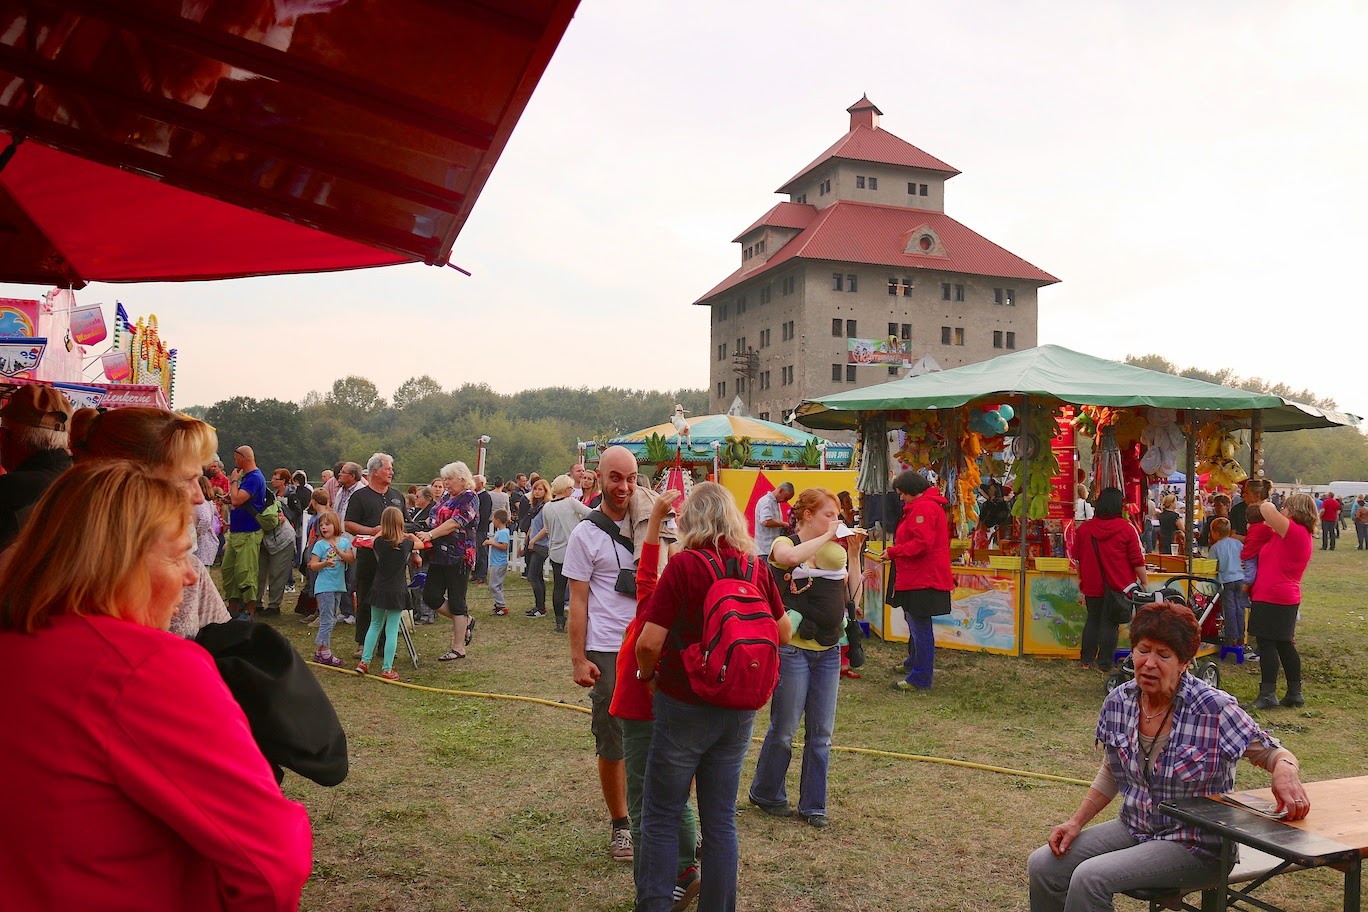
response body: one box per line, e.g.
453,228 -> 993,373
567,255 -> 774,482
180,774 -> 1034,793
831,318 -> 842,337
737,295 -> 747,314
744,246 -> 752,261
994,288 -> 1016,307
908,181 -> 917,195
759,411 -> 770,420
993,330 -> 1003,349
919,183 -> 929,196
856,176 -> 866,189
869,177 -> 878,190
887,278 -> 898,296
846,364 -> 856,383
796,194 -> 806,204
756,239 -> 766,254
888,321 -> 897,337
1006,331 -> 1016,349
717,303 -> 729,321
718,342 -> 727,361
941,326 -> 952,345
760,328 -> 771,348
760,285 -> 772,304
782,320 -> 795,341
847,273 -> 857,292
888,366 -> 899,376
941,282 -> 951,301
760,371 -> 771,390
901,279 -> 913,296
901,323 -> 911,340
955,327 -> 965,346
823,179 -> 831,194
832,363 -> 842,382
846,319 -> 857,337
781,275 -> 795,295
717,381 -> 726,397
782,365 -> 794,386
954,284 -> 965,302
832,273 -> 844,292
737,377 -> 747,393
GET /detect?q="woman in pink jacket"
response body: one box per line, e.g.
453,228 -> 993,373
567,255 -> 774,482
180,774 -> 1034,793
0,461 -> 312,912
887,470 -> 952,692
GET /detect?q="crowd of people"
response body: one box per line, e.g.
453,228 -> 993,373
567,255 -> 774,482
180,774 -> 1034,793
0,384 -> 1330,912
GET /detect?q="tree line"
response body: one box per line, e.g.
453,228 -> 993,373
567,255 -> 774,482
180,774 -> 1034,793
184,378 -> 708,485
1125,354 -> 1368,484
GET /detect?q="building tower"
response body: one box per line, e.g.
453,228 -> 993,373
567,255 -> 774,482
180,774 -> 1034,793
694,95 -> 1059,420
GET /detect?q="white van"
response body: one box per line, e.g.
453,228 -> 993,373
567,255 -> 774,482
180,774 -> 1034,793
1328,481 -> 1368,498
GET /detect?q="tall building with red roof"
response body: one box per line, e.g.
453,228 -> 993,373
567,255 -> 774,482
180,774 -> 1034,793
695,96 -> 1058,420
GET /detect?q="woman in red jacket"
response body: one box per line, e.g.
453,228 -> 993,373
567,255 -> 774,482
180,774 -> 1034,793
1074,487 -> 1149,673
0,461 -> 312,912
888,470 -> 952,692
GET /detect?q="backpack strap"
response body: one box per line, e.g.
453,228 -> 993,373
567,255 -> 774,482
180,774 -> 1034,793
586,509 -> 636,561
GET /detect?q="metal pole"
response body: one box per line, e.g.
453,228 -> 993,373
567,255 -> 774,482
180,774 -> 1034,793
1184,416 -> 1196,575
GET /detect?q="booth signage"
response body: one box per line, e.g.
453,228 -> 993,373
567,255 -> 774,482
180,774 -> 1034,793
1048,406 -> 1076,520
69,304 -> 108,346
0,337 -> 46,378
101,351 -> 132,382
0,298 -> 39,336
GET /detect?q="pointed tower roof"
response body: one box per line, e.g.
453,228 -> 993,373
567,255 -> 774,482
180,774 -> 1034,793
776,98 -> 959,194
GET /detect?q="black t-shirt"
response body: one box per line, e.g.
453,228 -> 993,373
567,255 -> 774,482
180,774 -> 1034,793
1158,509 -> 1181,546
1230,501 -> 1248,536
345,485 -> 407,533
370,537 -> 415,596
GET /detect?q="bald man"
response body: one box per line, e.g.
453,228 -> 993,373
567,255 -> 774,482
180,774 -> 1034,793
223,444 -> 268,618
564,445 -> 646,863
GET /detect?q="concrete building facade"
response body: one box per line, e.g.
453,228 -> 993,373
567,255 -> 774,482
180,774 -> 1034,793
695,96 -> 1059,421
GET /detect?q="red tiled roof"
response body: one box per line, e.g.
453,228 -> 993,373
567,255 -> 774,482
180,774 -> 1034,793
693,201 -> 1059,304
776,126 -> 960,194
731,201 -> 818,242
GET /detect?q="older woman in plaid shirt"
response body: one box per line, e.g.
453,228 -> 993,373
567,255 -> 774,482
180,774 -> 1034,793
1028,601 -> 1310,911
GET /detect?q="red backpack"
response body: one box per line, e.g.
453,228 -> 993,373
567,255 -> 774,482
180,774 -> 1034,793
680,551 -> 780,710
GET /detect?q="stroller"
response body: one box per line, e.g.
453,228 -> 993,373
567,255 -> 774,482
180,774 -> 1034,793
1103,574 -> 1225,694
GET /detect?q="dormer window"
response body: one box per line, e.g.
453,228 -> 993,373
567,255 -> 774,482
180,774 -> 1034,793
905,227 -> 946,257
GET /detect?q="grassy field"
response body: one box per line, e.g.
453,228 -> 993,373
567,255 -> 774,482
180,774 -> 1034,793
251,548 -> 1367,911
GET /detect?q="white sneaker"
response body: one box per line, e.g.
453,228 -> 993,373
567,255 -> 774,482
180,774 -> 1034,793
610,826 -> 633,862
342,615 -> 356,625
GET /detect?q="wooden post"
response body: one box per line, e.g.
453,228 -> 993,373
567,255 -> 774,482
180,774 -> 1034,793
1249,411 -> 1264,480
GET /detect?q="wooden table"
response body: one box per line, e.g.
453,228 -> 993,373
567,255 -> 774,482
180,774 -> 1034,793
1160,776 -> 1368,912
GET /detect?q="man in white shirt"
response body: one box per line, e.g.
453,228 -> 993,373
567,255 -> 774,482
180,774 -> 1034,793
754,482 -> 794,559
565,445 -> 644,864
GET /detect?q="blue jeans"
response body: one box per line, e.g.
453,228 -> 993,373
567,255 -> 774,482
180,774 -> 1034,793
749,644 -> 840,817
902,610 -> 936,689
1220,581 -> 1246,643
315,590 -> 342,650
639,691 -> 756,912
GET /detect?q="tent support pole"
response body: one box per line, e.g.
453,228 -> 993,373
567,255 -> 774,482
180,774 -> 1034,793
1017,396 -> 1029,658
1249,412 -> 1264,480
1184,415 -> 1197,576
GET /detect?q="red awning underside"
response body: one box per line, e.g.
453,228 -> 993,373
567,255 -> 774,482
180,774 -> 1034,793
0,0 -> 579,286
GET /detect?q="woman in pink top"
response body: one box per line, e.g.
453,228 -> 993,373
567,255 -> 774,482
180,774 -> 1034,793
1246,493 -> 1316,710
0,461 -> 312,912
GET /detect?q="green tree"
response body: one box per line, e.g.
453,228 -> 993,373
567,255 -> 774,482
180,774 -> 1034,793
205,397 -> 310,472
325,376 -> 386,418
393,375 -> 445,411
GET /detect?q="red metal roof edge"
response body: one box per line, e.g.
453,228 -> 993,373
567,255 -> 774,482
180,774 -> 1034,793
693,201 -> 1059,305
730,201 -> 818,243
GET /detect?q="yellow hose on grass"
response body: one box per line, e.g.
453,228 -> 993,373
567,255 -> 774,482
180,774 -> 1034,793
309,661 -> 1090,787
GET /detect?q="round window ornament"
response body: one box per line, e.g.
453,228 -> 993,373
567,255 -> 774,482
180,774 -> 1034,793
918,234 -> 933,251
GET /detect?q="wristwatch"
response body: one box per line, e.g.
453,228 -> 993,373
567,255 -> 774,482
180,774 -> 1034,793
635,668 -> 655,683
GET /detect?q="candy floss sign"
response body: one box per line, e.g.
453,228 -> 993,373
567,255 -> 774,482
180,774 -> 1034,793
1048,406 -> 1076,520
0,337 -> 46,378
69,304 -> 108,346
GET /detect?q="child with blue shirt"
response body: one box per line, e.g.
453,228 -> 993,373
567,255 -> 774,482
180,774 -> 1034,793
484,509 -> 512,616
307,509 -> 355,666
1207,517 -> 1245,645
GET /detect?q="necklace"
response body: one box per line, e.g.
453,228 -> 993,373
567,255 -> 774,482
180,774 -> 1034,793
1141,698 -> 1172,720
1137,699 -> 1176,780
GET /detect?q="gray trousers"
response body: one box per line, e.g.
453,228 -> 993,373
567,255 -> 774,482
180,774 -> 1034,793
1028,819 -> 1224,912
257,544 -> 294,611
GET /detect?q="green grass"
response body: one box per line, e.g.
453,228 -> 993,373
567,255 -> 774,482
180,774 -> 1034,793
247,549 -> 1367,911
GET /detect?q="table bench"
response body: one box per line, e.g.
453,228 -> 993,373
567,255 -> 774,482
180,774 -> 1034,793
1124,847 -> 1306,911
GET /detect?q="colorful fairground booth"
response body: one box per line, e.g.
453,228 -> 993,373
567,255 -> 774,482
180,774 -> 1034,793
792,345 -> 1360,659
581,413 -> 857,535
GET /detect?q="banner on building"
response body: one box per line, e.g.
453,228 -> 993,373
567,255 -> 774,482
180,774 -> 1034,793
102,351 -> 132,382
847,337 -> 912,368
0,337 -> 46,378
69,304 -> 108,346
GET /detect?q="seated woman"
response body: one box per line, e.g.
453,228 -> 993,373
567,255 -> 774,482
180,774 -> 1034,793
0,460 -> 312,911
1028,601 -> 1309,911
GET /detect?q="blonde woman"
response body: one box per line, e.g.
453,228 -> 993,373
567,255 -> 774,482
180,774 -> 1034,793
1157,493 -> 1183,554
73,407 -> 230,638
0,461 -> 312,910
417,461 -> 479,661
533,474 -> 592,632
520,476 -> 553,619
635,483 -> 790,911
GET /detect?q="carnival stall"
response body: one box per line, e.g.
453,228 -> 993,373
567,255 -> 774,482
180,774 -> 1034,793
582,414 -> 857,534
794,345 -> 1359,657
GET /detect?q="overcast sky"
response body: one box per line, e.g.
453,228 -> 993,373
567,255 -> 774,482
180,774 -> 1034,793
4,0 -> 1365,421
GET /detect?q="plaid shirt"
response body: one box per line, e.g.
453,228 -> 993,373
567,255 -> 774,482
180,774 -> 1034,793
1096,673 -> 1281,860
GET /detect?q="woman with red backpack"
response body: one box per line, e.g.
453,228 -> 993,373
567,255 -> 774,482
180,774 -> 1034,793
634,482 -> 790,912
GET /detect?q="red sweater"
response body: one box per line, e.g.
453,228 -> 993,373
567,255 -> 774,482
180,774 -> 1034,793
610,542 -> 662,721
887,489 -> 952,592
1074,516 -> 1144,598
639,544 -> 785,704
0,614 -> 312,912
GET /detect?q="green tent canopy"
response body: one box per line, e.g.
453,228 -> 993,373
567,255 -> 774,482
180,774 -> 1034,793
794,345 -> 1360,433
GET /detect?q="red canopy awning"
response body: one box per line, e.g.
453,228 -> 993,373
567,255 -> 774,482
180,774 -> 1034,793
0,0 -> 579,286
